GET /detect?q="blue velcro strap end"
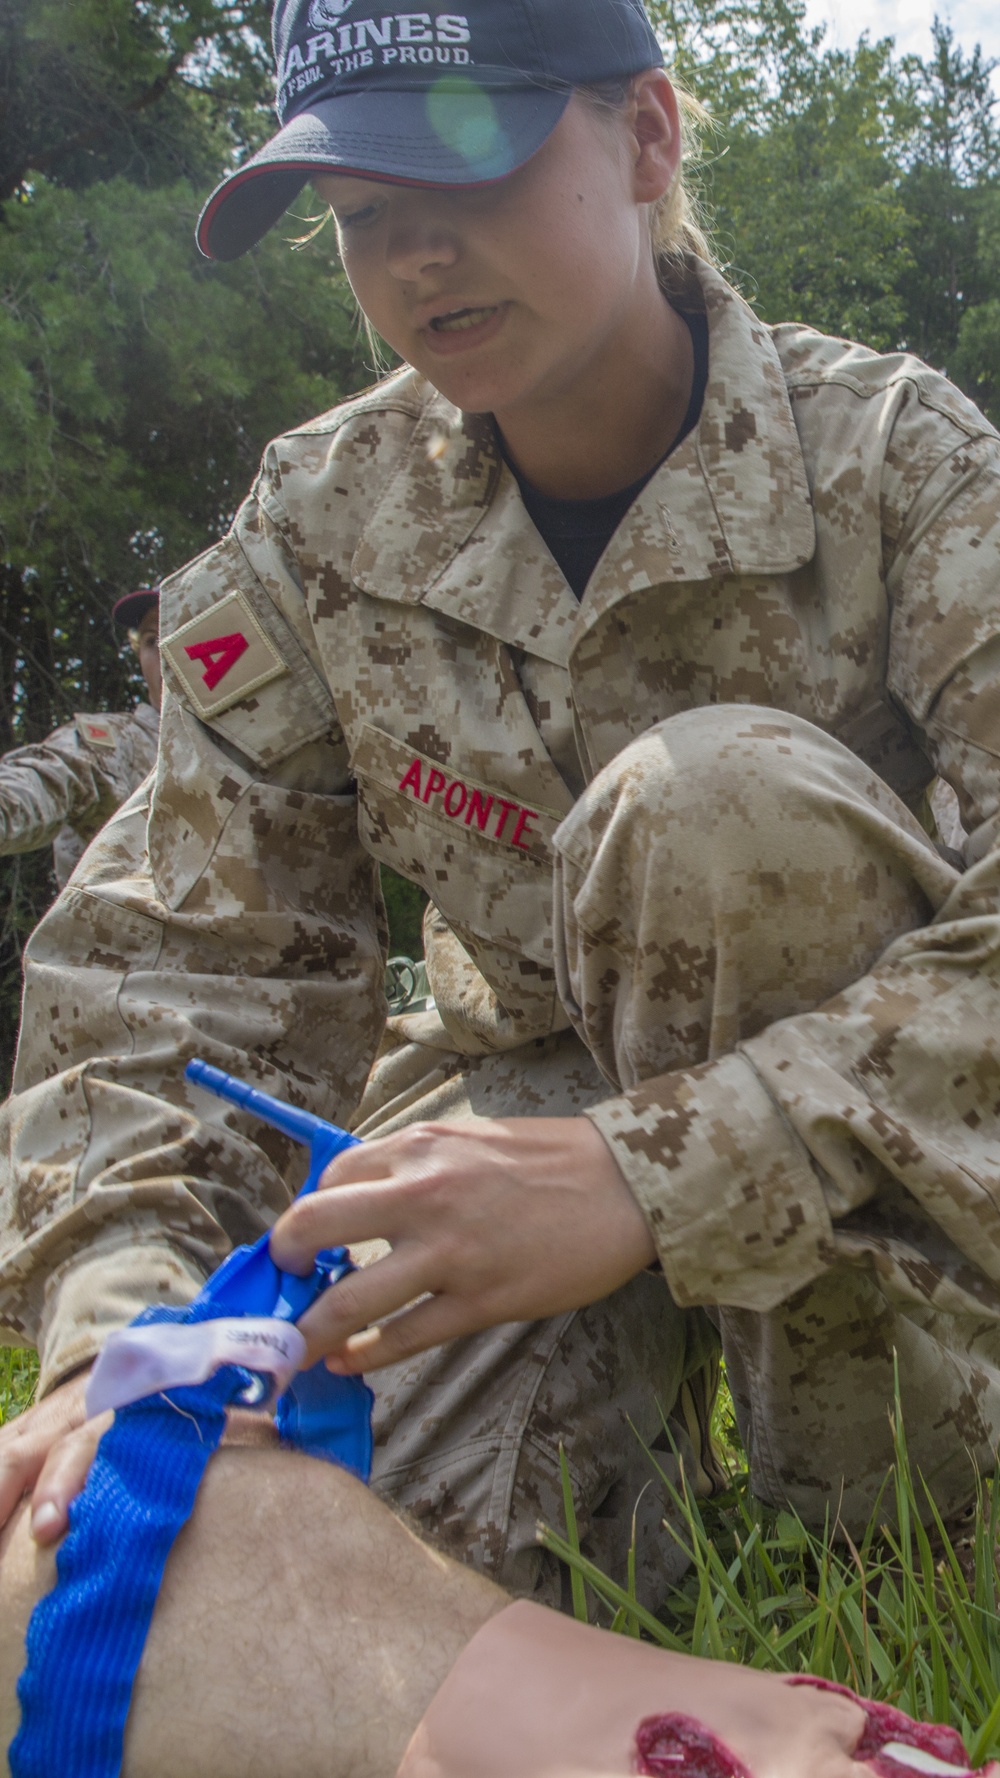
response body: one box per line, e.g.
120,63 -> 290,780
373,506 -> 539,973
275,1359 -> 374,1473
10,1369 -> 242,1778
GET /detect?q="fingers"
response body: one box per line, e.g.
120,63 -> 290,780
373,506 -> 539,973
273,1114 -> 658,1373
0,1371 -> 90,1533
270,1127 -> 443,1273
270,1177 -> 403,1274
317,1139 -> 396,1192
294,1246 -> 438,1367
0,1434 -> 35,1533
325,1292 -> 486,1375
27,1414 -> 111,1545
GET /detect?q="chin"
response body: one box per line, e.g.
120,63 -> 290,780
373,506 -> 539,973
417,365 -> 536,419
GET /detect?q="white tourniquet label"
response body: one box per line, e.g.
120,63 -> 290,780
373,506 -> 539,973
879,1744 -> 975,1776
85,1318 -> 308,1417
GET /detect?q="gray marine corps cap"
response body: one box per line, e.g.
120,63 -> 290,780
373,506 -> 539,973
197,0 -> 664,261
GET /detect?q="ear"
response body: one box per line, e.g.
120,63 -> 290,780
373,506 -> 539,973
628,69 -> 682,206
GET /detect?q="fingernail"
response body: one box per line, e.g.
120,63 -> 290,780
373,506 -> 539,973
31,1502 -> 63,1540
325,1357 -> 347,1375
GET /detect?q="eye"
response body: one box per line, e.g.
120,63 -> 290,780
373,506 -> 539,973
335,201 -> 381,232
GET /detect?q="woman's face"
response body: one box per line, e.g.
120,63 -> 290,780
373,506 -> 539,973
313,81 -> 677,424
136,609 -> 162,709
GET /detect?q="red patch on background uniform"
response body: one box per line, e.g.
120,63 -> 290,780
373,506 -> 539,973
77,719 -> 116,750
183,632 -> 249,691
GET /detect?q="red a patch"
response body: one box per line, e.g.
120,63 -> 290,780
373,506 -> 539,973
183,632 -> 249,691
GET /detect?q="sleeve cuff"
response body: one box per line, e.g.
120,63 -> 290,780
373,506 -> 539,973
37,1241 -> 205,1398
585,1052 -> 834,1313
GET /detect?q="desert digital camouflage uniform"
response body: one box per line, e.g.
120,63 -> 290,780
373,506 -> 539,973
3,257 -> 1000,1602
0,704 -> 160,886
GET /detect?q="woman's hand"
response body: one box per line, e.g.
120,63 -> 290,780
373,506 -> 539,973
269,1115 -> 657,1373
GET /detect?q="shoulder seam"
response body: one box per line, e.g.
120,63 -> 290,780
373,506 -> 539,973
784,365 -> 995,439
282,373 -> 426,440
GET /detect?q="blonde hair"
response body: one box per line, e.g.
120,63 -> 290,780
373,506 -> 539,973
578,74 -> 715,279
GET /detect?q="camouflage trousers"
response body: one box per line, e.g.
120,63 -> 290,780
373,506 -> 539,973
355,707 -> 1000,1609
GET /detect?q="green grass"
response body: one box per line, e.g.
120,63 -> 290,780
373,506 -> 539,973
0,1347 -> 38,1425
542,1375 -> 1000,1765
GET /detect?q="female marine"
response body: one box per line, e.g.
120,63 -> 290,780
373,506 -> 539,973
3,0 -> 1000,1640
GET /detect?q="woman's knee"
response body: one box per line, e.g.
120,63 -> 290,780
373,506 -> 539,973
558,704 -> 937,862
552,705 -> 956,1079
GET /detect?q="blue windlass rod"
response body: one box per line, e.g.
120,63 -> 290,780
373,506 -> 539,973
185,1055 -> 360,1181
183,1058 -> 362,1325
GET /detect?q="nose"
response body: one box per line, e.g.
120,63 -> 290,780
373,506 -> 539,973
384,201 -> 460,283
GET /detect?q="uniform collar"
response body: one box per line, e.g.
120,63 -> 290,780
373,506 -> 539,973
132,701 -> 161,736
351,389 -> 581,666
351,261 -> 816,667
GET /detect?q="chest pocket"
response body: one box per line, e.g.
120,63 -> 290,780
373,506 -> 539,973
352,723 -> 568,985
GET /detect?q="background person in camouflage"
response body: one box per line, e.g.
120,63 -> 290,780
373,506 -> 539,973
2,0 -> 1000,1627
0,589 -> 161,888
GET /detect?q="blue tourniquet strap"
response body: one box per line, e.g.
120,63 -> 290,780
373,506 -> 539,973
11,1368 -> 242,1778
11,1064 -> 375,1778
11,1300 -> 371,1778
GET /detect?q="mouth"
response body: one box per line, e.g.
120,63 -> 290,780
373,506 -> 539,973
428,304 -> 502,334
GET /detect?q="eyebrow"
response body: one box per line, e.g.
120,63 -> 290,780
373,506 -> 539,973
314,176 -> 385,200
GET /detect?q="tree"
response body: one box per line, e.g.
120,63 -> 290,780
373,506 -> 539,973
0,0 -> 372,1090
651,0 -> 918,345
652,0 -> 999,393
0,0 -> 274,203
894,21 -> 1000,414
706,38 -> 915,347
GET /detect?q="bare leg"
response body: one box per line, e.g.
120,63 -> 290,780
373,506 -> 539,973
0,1445 -> 504,1778
2,1447 -> 995,1778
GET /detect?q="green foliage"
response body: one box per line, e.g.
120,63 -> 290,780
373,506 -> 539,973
0,0 -> 273,202
652,2 -> 1000,382
893,25 -> 1000,421
955,296 -> 1000,425
650,0 -> 915,342
0,177 -> 362,600
711,44 -> 913,346
543,1380 -> 1000,1757
380,868 -> 428,961
0,1345 -> 38,1423
0,0 -> 373,1091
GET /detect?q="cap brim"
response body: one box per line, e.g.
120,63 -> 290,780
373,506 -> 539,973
197,85 -> 570,261
113,590 -> 159,630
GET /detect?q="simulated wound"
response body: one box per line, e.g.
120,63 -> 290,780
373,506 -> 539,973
635,1713 -> 752,1777
790,1678 -> 980,1775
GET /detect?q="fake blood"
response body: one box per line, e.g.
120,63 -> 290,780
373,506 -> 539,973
634,1683 -> 980,1778
790,1678 -> 977,1775
634,1714 -> 751,1777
